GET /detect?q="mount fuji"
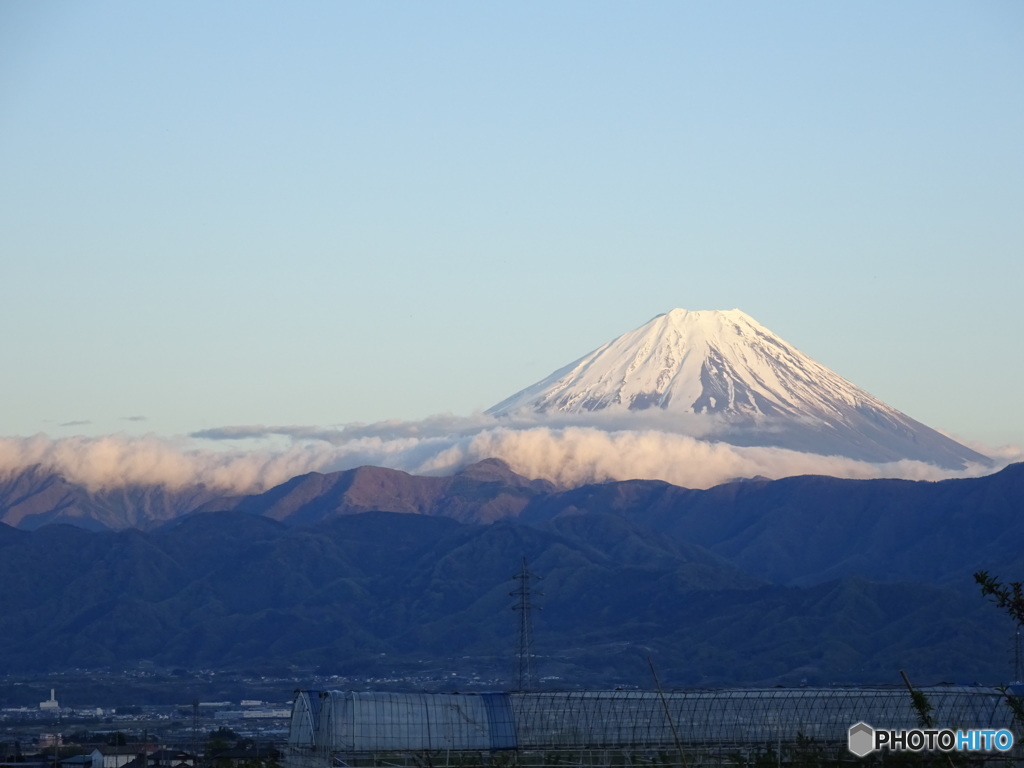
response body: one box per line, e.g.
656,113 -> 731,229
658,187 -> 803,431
487,308 -> 989,470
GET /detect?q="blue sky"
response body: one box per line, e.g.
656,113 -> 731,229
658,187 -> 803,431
2,1 -> 1022,452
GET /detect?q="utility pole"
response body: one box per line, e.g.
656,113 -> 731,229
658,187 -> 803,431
1015,625 -> 1022,684
648,658 -> 688,768
510,557 -> 540,691
192,699 -> 200,768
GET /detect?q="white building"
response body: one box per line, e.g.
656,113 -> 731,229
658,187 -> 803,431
39,689 -> 60,711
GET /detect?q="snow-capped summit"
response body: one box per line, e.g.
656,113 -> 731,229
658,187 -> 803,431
488,308 -> 989,469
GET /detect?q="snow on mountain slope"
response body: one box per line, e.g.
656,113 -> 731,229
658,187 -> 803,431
488,309 -> 990,470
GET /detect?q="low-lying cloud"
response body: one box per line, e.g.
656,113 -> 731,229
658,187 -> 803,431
0,413 -> 1018,494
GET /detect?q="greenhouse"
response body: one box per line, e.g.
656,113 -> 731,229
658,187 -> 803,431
286,686 -> 1023,767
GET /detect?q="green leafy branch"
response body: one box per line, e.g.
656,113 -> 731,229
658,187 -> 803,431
973,570 -> 1024,626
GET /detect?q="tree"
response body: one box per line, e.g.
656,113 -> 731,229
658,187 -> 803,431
973,571 -> 1024,727
205,727 -> 239,754
974,571 -> 1024,626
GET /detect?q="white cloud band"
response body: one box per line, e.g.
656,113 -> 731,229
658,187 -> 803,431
1,413 -> 1017,496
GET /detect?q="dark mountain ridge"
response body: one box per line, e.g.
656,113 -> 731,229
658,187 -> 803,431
193,459 -> 1024,587
1,460 -> 1021,687
3,460 -> 1021,588
202,458 -> 556,525
0,507 -> 1015,687
521,462 -> 1024,586
0,464 -> 224,530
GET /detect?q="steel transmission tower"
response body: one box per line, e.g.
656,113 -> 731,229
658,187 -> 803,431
510,557 -> 540,690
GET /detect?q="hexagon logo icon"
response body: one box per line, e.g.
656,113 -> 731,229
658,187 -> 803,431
848,722 -> 875,757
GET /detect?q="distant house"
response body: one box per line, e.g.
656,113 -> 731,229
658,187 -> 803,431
61,750 -> 102,768
149,750 -> 194,768
117,750 -> 193,768
113,753 -> 192,768
206,747 -> 280,768
3,759 -> 50,768
96,746 -> 154,768
119,756 -> 146,768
